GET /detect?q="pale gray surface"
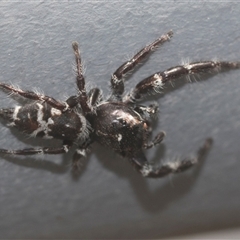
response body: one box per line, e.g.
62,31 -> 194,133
0,2 -> 240,239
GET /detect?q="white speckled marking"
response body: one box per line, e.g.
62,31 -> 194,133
141,164 -> 154,177
51,108 -> 62,116
111,74 -> 121,83
63,145 -> 69,153
12,106 -> 21,121
117,134 -> 122,142
48,118 -> 54,124
30,103 -> 54,139
112,109 -> 141,126
76,149 -> 86,157
152,74 -> 163,93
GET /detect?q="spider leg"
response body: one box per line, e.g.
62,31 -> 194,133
109,31 -> 173,99
0,82 -> 68,111
131,138 -> 212,178
0,142 -> 72,155
71,139 -> 93,171
72,42 -> 92,113
72,148 -> 87,170
124,61 -> 240,103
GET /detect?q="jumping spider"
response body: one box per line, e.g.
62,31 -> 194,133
0,31 -> 239,178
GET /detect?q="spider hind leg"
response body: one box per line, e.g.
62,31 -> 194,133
131,138 -> 212,178
0,142 -> 71,156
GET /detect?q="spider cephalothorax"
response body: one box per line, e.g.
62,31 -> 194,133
88,102 -> 151,157
0,31 -> 239,177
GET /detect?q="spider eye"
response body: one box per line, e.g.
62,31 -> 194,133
111,120 -> 119,128
111,119 -> 127,128
119,119 -> 127,126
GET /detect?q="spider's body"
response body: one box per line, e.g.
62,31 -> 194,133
0,31 -> 239,177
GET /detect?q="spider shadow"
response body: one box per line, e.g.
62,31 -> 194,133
94,139 -> 212,213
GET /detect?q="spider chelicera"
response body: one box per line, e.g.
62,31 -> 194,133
0,31 -> 239,177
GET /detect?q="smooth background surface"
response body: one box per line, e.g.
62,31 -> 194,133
0,2 -> 240,239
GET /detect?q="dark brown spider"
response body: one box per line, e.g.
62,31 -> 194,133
0,31 -> 239,177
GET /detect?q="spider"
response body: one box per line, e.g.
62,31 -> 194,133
0,31 -> 239,178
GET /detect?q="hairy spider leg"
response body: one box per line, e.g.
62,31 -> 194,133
109,31 -> 173,99
124,61 -> 240,103
72,42 -> 92,113
0,141 -> 72,156
131,138 -> 212,178
0,82 -> 68,111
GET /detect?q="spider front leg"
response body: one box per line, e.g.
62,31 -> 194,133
0,82 -> 69,111
124,61 -> 240,103
109,31 -> 173,100
131,138 -> 212,178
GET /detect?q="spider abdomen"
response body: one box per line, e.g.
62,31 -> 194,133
1,102 -> 87,141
